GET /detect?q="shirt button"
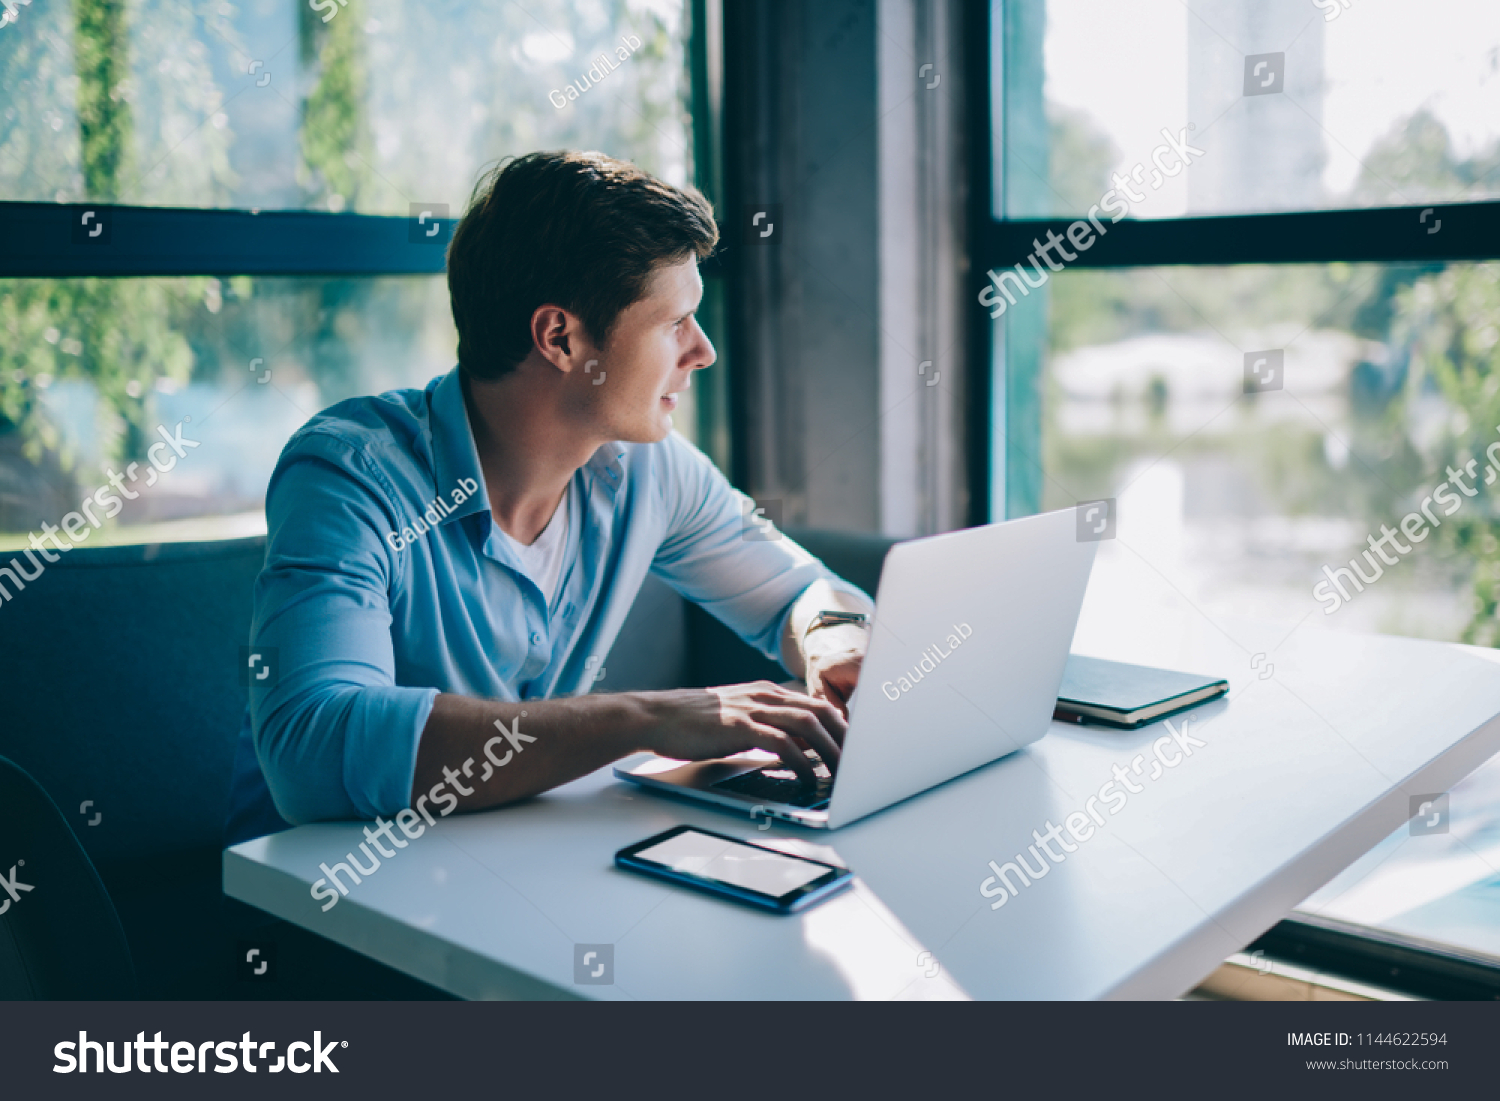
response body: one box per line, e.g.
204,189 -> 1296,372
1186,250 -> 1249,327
530,631 -> 543,645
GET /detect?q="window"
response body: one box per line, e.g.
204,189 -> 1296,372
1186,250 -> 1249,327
0,0 -> 698,546
988,0 -> 1500,973
1040,260 -> 1482,637
1015,0 -> 1500,220
0,274 -> 454,539
2,0 -> 690,211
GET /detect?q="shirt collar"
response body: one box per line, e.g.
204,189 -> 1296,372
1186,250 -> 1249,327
429,365 -> 630,519
428,366 -> 489,526
585,441 -> 626,488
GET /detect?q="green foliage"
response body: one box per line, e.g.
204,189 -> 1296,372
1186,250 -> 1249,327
1392,264 -> 1500,644
0,0 -> 221,474
1353,108 -> 1500,207
71,0 -> 132,199
0,0 -> 693,497
1046,102 -> 1117,215
0,0 -> 243,477
0,0 -> 83,198
355,0 -> 690,209
0,278 -> 199,469
299,0 -> 371,209
123,0 -> 241,205
1048,263 -> 1403,358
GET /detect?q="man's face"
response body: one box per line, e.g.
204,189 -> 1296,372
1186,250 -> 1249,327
582,257 -> 715,443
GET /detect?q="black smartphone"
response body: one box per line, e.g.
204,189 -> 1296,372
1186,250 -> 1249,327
615,825 -> 854,914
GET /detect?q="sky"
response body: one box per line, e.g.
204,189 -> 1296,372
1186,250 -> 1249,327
1043,0 -> 1500,215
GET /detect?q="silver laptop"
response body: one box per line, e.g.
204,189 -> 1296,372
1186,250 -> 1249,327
614,507 -> 1098,829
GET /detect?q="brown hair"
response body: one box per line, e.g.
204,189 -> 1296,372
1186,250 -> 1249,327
446,151 -> 719,381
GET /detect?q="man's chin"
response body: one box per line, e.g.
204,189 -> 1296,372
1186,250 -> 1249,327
614,415 -> 674,445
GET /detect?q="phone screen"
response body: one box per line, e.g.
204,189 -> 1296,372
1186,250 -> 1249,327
631,829 -> 832,901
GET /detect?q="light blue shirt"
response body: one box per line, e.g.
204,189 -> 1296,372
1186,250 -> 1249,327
234,366 -> 862,828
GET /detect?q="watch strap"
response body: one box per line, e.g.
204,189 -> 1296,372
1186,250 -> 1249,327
803,610 -> 870,640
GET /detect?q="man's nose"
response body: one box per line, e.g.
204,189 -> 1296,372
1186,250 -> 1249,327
691,319 -> 716,370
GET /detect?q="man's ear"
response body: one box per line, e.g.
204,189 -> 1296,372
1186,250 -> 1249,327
531,305 -> 584,373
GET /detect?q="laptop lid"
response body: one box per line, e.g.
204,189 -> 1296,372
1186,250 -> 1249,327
825,508 -> 1097,829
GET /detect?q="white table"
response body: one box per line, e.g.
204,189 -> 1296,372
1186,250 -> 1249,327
224,604 -> 1500,1000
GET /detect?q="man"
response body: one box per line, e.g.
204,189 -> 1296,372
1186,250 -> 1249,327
225,151 -> 873,839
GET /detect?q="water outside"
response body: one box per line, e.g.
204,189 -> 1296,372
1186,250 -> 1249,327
1040,262 -> 1500,965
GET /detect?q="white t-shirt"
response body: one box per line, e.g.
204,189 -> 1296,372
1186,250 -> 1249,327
504,485 -> 571,605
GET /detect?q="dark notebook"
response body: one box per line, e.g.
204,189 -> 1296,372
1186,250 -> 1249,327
1054,655 -> 1228,729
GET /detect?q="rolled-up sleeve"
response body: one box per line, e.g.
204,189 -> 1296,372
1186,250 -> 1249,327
249,433 -> 439,824
649,433 -> 870,664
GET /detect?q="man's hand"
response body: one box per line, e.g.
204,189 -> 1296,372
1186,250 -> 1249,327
802,622 -> 868,717
781,579 -> 874,718
636,681 -> 847,782
410,683 -> 846,815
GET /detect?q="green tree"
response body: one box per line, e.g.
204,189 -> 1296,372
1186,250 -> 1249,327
1392,263 -> 1500,645
0,0 -> 693,532
1353,108 -> 1500,208
1046,101 -> 1116,215
298,0 -> 371,211
0,0 -> 229,520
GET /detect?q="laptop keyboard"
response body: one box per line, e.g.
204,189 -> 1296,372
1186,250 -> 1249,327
711,755 -> 833,810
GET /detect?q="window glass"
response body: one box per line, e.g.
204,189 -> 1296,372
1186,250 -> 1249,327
0,268 -> 707,543
1006,0 -> 1500,219
0,274 -> 455,542
1301,754 -> 1500,962
0,0 -> 702,544
1036,259 -> 1500,962
0,0 -> 691,211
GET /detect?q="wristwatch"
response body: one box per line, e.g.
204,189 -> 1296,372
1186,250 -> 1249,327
802,610 -> 870,642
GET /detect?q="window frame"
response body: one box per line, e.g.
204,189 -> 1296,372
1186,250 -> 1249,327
0,201 -> 447,277
969,0 -> 1500,522
0,0 -> 730,478
969,0 -> 1500,994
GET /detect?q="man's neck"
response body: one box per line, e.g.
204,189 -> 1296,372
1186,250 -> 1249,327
461,368 -> 600,546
